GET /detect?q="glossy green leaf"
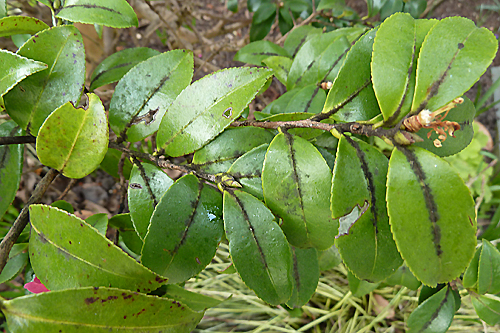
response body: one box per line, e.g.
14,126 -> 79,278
347,271 -> 379,297
387,147 -> 476,286
413,96 -> 475,157
192,127 -> 274,174
141,174 -> 223,284
234,40 -> 290,66
223,189 -> 293,305
332,136 -> 402,282
0,121 -> 23,220
89,47 -> 160,91
462,245 -> 480,290
108,213 -> 143,255
109,50 -> 193,143
404,0 -> 427,18
471,294 -> 500,326
262,85 -> 326,115
412,17 -> 498,113
29,205 -> 166,292
283,25 -> 322,57
0,50 -> 47,96
85,213 -> 108,236
371,13 -> 415,123
407,286 -> 455,333
383,265 -> 421,290
128,163 -> 173,239
36,93 -> 108,179
0,287 -> 203,332
252,2 -> 275,23
287,28 -> 365,90
164,284 -> 224,312
99,148 -> 132,179
262,55 -> 292,86
56,0 -> 138,28
226,143 -> 268,200
286,247 -> 319,308
3,25 -> 85,136
0,244 -> 28,284
365,0 -> 389,17
227,0 -> 238,12
0,16 -> 49,37
157,67 -> 273,156
322,28 -> 380,122
262,132 -> 337,250
250,13 -> 274,42
51,200 -> 74,213
478,239 -> 500,295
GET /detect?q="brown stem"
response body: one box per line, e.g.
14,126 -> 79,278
0,168 -> 59,274
0,136 -> 36,145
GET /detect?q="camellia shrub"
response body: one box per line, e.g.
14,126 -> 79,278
0,0 -> 499,332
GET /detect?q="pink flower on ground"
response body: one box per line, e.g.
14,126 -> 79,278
24,277 -> 50,293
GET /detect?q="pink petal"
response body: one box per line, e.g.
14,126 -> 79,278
24,277 -> 50,293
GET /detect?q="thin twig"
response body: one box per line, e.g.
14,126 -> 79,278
0,136 -> 36,145
56,178 -> 78,201
0,168 -> 59,274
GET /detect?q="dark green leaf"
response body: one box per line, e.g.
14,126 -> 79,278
99,148 -> 133,179
286,247 -> 319,308
0,287 -> 203,332
462,245 -> 480,290
0,16 -> 49,37
141,175 -> 223,284
109,50 -> 193,143
262,132 -> 337,250
413,96 -> 475,157
226,143 -> 268,200
250,14 -> 274,42
412,17 -> 498,114
471,295 -> 500,326
252,2 -> 276,24
51,200 -> 74,213
3,25 -> 85,136
234,41 -> 290,66
0,121 -> 23,220
56,0 -> 138,28
332,136 -> 402,282
227,0 -> 238,12
278,8 -> 293,35
157,67 -> 273,156
380,0 -> 403,20
29,205 -> 166,292
192,127 -> 274,174
322,28 -> 380,122
0,244 -> 28,284
128,163 -> 173,239
36,94 -> 108,179
223,189 -> 293,305
407,286 -> 455,333
108,213 -> 143,255
0,49 -> 47,97
387,147 -> 476,286
404,0 -> 427,18
478,239 -> 500,295
90,47 -> 160,91
365,0 -> 389,17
